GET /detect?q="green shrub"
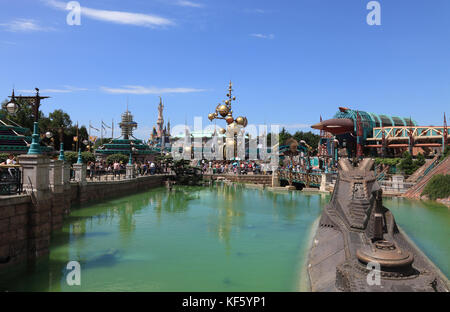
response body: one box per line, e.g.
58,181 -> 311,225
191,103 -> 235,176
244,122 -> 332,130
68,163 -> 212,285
422,174 -> 450,200
106,153 -> 129,165
374,158 -> 401,167
0,153 -> 9,163
64,151 -> 95,164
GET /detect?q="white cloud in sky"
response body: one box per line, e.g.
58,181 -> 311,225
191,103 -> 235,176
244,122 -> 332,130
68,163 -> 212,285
44,0 -> 175,28
0,18 -> 54,32
245,8 -> 267,14
100,85 -> 207,95
175,1 -> 204,8
250,33 -> 275,40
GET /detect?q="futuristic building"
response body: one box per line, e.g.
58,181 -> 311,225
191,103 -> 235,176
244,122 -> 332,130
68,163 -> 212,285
312,107 -> 449,157
0,111 -> 53,155
95,107 -> 157,163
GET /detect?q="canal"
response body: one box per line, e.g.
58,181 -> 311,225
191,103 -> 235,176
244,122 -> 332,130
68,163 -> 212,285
0,184 -> 448,291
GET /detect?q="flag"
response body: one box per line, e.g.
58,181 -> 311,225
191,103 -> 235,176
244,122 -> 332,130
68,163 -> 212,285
102,121 -> 111,129
89,124 -> 100,132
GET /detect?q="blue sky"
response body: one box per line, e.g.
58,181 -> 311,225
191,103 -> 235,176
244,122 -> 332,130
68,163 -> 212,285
0,0 -> 449,139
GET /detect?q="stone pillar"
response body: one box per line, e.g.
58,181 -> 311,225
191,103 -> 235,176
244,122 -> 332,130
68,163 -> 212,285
49,159 -> 65,230
62,162 -> 71,189
18,154 -> 50,199
73,163 -> 87,185
272,170 -> 280,187
17,154 -> 52,260
392,175 -> 404,192
320,173 -> 327,192
49,159 -> 64,193
126,164 -> 135,179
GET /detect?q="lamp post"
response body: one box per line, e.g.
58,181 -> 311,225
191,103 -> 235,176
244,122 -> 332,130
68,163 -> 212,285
207,82 -> 248,160
5,88 -> 50,155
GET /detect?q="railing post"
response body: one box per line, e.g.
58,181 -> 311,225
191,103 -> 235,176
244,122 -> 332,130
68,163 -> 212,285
73,163 -> 87,185
272,169 -> 280,187
126,163 -> 135,179
49,159 -> 64,193
18,154 -> 50,199
320,173 -> 327,192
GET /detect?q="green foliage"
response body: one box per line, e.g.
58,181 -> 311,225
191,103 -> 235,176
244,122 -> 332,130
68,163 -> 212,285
0,153 -> 9,163
422,174 -> 450,200
416,152 -> 425,167
398,151 -> 426,175
64,151 -> 95,164
374,158 -> 401,167
268,128 -> 320,151
64,152 -> 78,164
106,153 -> 129,165
82,152 -> 95,163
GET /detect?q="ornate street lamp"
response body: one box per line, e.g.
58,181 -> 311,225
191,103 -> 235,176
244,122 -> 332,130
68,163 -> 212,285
4,88 -> 50,155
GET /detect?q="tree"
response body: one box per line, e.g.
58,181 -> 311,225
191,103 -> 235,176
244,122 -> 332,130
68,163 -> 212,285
64,151 -> 95,164
106,154 -> 129,165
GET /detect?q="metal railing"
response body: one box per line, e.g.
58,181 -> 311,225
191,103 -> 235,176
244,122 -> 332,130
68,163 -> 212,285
379,180 -> 415,194
0,164 -> 22,195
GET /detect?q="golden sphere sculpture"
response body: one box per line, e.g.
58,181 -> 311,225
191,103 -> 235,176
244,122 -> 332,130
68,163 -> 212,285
218,104 -> 229,117
235,116 -> 245,126
225,114 -> 234,124
219,128 -> 226,135
208,113 -> 215,121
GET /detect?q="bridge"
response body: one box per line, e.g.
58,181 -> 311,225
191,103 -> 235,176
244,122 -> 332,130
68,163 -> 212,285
278,169 -> 324,188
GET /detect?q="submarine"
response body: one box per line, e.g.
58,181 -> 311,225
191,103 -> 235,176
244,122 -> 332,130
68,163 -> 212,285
307,158 -> 449,292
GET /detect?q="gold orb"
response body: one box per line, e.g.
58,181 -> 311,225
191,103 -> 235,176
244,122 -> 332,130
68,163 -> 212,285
225,100 -> 230,105
208,113 -> 215,121
235,116 -> 245,126
233,96 -> 236,101
218,104 -> 229,117
219,128 -> 226,135
225,114 -> 234,124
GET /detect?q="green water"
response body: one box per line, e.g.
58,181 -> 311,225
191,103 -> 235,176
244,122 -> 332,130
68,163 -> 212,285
384,197 -> 450,279
0,185 -> 448,291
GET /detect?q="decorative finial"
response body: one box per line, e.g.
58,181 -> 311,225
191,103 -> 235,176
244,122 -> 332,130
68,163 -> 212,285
77,148 -> 82,164
58,143 -> 65,161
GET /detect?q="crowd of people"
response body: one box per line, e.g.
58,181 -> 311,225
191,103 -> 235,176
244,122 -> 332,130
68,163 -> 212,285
85,160 -> 167,180
198,160 -> 274,175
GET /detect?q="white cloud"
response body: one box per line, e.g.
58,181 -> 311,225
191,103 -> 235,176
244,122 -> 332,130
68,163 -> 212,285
0,18 -> 54,32
101,85 -> 207,95
18,86 -> 89,94
175,1 -> 204,8
245,9 -> 267,14
250,33 -> 275,40
44,0 -> 174,28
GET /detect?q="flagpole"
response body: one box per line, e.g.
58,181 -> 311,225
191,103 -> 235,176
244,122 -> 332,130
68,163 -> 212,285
76,121 -> 79,151
112,119 -> 114,139
89,120 -> 91,152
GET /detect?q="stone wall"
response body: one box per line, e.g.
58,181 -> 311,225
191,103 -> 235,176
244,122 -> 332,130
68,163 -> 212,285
71,175 -> 167,205
0,195 -> 32,268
